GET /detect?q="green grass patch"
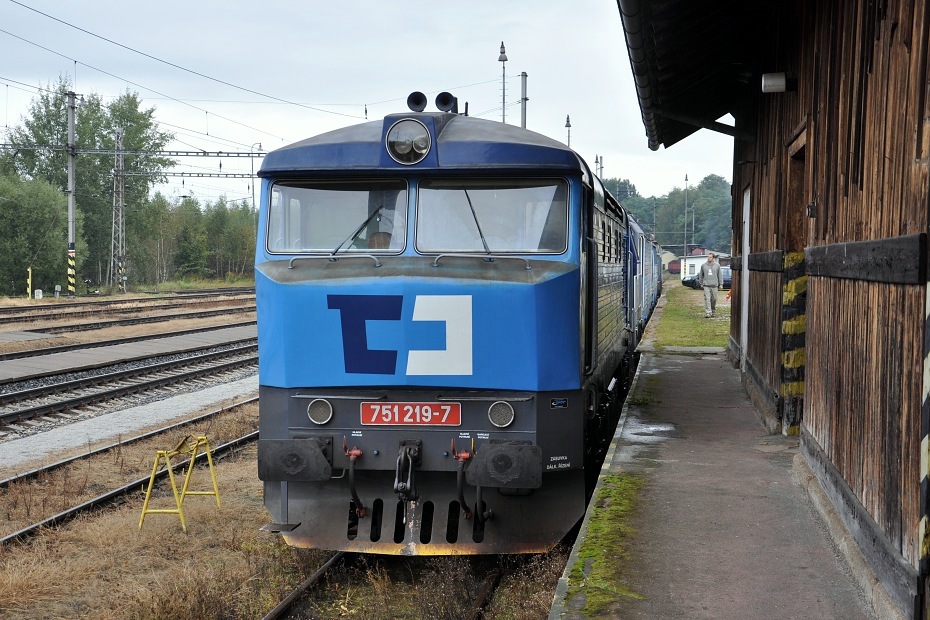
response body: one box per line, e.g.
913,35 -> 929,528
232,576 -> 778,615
566,473 -> 645,616
652,283 -> 730,349
127,275 -> 255,294
627,375 -> 662,406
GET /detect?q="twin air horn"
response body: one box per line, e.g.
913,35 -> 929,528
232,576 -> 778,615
407,91 -> 464,115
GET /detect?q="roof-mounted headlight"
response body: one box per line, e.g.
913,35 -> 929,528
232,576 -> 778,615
386,119 -> 431,165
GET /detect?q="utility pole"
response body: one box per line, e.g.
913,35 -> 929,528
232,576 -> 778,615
66,91 -> 77,297
520,72 -> 528,128
498,42 -> 507,124
683,173 -> 689,256
251,142 -> 262,235
110,127 -> 125,292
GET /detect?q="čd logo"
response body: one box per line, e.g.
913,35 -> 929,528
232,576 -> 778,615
328,294 -> 472,376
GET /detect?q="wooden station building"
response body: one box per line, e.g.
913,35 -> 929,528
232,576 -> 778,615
620,0 -> 930,617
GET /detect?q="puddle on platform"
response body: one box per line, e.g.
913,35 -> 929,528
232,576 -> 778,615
754,435 -> 800,454
622,419 -> 681,442
607,413 -> 682,472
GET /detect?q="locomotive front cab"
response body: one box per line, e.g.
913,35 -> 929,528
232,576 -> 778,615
255,111 -> 595,554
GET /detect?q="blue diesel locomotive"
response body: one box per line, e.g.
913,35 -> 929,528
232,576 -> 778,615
255,93 -> 660,555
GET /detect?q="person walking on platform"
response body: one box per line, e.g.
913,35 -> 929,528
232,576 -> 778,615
698,252 -> 722,318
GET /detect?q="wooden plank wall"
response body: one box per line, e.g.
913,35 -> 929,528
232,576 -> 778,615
746,271 -> 783,401
730,0 -> 930,567
806,279 -> 922,560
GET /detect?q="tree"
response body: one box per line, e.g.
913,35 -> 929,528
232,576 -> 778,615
173,198 -> 208,278
691,174 -> 732,253
202,197 -> 257,279
224,201 -> 257,276
0,173 -> 84,296
3,77 -> 174,285
131,192 -> 174,286
620,194 -> 656,233
600,174 -> 733,255
204,198 -> 231,277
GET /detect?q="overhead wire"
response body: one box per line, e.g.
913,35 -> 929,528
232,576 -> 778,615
9,0 -> 502,120
0,75 -> 46,94
2,16 -> 506,157
7,0 -> 364,120
3,2 -> 524,204
0,26 -> 288,141
158,120 -> 260,150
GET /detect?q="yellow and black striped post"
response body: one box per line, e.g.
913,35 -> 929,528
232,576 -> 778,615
919,286 -> 930,575
67,243 -> 76,297
781,251 -> 807,435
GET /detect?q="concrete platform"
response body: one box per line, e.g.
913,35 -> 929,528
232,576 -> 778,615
0,325 -> 257,384
0,375 -> 258,476
0,331 -> 63,343
549,350 -> 889,620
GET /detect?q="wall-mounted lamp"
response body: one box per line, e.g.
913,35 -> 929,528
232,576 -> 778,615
806,202 -> 816,218
761,72 -> 798,93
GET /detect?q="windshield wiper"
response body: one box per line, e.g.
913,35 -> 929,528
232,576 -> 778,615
331,205 -> 384,255
463,189 -> 491,254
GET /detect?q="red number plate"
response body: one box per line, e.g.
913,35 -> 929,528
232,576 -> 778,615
361,402 -> 461,426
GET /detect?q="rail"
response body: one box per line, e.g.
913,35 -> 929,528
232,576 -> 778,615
260,553 -> 347,620
0,430 -> 258,546
0,348 -> 257,426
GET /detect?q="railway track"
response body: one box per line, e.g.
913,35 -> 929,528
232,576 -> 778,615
261,553 -> 348,620
0,422 -> 259,545
0,288 -> 252,314
0,398 -> 257,489
0,321 -> 255,362
0,296 -> 254,325
0,343 -> 257,431
15,304 -> 256,334
261,554 -> 506,620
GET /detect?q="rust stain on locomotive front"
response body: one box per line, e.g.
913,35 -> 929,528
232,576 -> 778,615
281,504 -> 555,556
282,534 -> 554,556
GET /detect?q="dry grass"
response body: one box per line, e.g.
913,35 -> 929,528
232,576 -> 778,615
0,307 -> 254,333
0,447 -> 330,619
293,551 -> 567,619
0,404 -> 259,537
0,409 -> 567,619
485,550 -> 569,619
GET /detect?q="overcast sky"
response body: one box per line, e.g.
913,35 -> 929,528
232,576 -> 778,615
0,0 -> 734,204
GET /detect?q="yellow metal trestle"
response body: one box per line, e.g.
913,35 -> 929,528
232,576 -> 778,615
138,435 -> 221,532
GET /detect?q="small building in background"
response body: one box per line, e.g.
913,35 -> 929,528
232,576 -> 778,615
660,250 -> 677,271
680,251 -> 730,280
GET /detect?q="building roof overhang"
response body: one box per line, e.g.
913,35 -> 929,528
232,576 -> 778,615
618,0 -> 777,150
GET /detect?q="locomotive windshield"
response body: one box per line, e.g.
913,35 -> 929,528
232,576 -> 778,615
267,180 -> 407,253
416,178 -> 568,253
